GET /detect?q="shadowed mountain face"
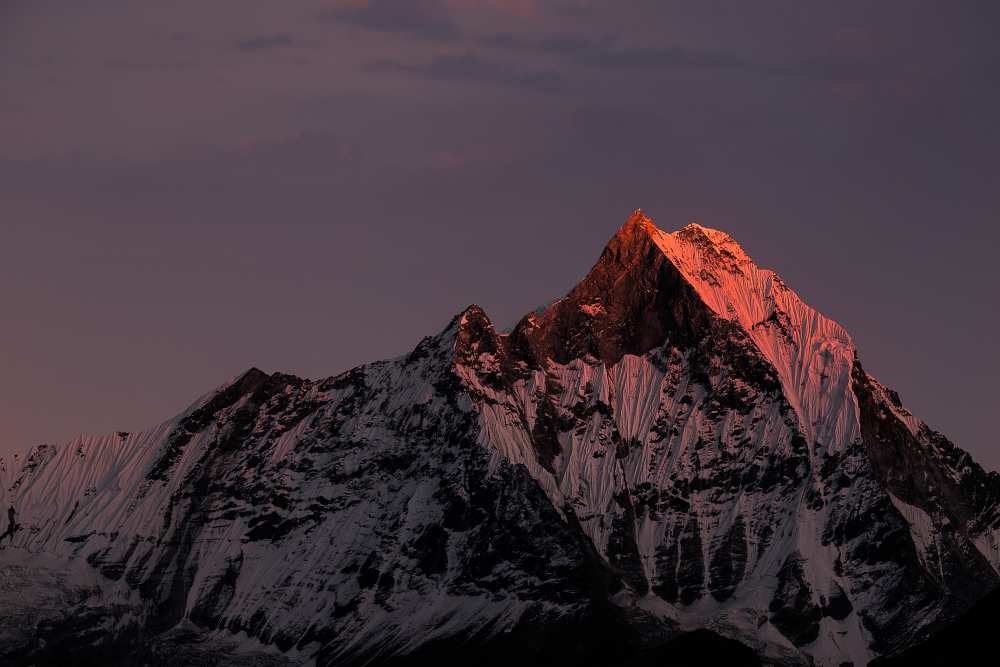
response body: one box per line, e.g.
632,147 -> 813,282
0,211 -> 996,666
870,586 -> 1000,667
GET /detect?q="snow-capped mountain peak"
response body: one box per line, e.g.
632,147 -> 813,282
1,210 -> 997,667
607,214 -> 858,453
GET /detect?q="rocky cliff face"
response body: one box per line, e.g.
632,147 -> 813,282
1,211 -> 996,666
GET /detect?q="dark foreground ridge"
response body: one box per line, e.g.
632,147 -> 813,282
871,587 -> 1000,667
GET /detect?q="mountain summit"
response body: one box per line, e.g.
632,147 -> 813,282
1,211 -> 997,666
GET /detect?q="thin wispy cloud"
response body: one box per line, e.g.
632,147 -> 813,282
236,34 -> 296,52
104,59 -> 199,71
483,32 -> 877,82
325,0 -> 461,42
366,52 -> 563,91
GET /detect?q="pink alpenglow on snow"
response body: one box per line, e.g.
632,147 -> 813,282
1,211 -> 997,667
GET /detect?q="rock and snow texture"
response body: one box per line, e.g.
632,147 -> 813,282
1,210 -> 997,666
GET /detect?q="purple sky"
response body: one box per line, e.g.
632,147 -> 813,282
1,1 -> 997,468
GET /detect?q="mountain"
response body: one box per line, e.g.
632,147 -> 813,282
1,210 -> 997,666
870,586 -> 1000,666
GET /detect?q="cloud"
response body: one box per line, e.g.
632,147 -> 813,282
482,32 -> 604,57
483,33 -> 876,82
444,0 -> 540,17
365,52 -> 563,91
483,32 -> 751,70
778,57 -> 874,83
325,0 -> 461,42
236,34 -> 296,52
104,59 -> 198,71
0,132 -> 365,224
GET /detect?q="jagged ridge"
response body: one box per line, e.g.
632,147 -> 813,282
1,210 -> 996,666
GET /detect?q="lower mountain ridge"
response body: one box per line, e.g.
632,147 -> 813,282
1,211 -> 996,666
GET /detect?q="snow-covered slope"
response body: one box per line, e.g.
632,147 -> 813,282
1,210 -> 997,666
